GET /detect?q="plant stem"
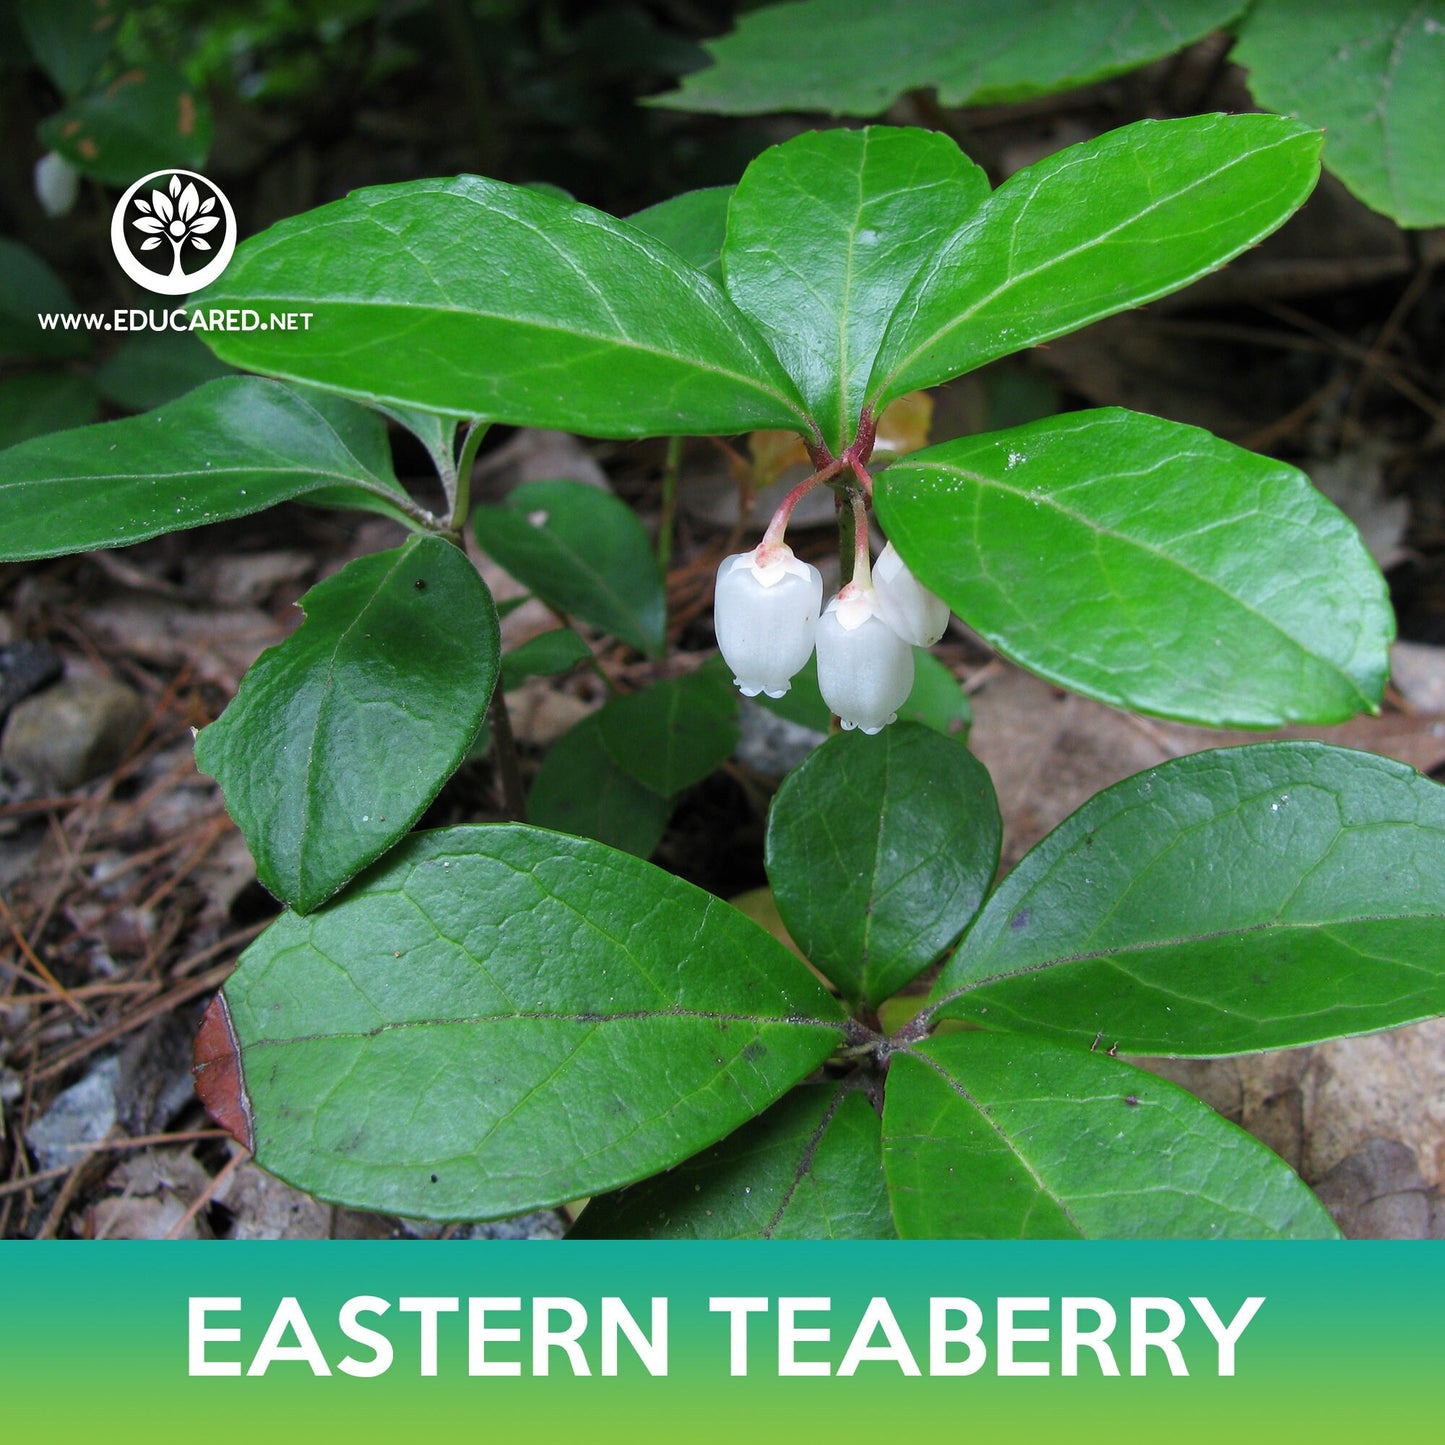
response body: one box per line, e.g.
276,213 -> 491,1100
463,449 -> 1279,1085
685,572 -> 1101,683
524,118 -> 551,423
449,420 -> 488,532
760,457 -> 845,550
487,686 -> 528,823
657,436 -> 682,578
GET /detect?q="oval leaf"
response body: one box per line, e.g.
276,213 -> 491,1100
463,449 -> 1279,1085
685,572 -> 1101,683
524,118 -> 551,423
219,825 -> 847,1219
595,667 -> 741,797
766,724 -> 1001,1006
475,479 -> 665,656
0,377 -> 417,561
1236,0 -> 1445,227
868,114 -> 1322,408
722,127 -> 988,452
627,186 -> 733,281
657,0 -> 1247,116
194,175 -> 809,438
883,1031 -> 1339,1239
930,742 -> 1445,1056
573,1082 -> 895,1239
195,535 -> 499,913
38,67 -> 211,186
876,409 -> 1392,727
528,714 -> 672,859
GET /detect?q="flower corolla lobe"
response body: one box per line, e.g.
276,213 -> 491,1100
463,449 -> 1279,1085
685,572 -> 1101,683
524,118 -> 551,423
873,541 -> 950,646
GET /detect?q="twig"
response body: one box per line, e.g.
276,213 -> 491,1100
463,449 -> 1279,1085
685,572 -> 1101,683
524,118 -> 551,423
165,1143 -> 251,1239
0,893 -> 87,1019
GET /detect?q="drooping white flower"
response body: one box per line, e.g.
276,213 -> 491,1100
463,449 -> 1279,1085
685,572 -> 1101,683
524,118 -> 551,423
714,543 -> 823,698
816,581 -> 914,734
34,152 -> 79,219
872,541 -> 950,647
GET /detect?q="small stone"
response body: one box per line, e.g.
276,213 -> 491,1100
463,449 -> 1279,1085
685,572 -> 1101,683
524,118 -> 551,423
1,676 -> 148,791
25,1057 -> 120,1172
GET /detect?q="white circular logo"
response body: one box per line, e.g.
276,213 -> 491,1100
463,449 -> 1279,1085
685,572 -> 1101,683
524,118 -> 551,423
110,169 -> 237,297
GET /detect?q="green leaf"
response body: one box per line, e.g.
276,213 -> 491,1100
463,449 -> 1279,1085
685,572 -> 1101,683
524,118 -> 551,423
657,0 -> 1246,116
883,1031 -> 1339,1239
573,1083 -> 895,1239
596,668 -> 740,797
930,742 -> 1445,1056
766,724 -> 1000,1006
0,377 -> 417,561
0,239 -> 89,361
220,824 -> 848,1219
0,372 -> 98,449
898,649 -> 971,737
627,187 -> 732,281
195,535 -> 498,914
193,175 -> 810,438
500,627 -> 592,689
18,0 -> 123,96
876,409 -> 1392,727
1234,0 -> 1445,227
38,67 -> 210,186
93,331 -> 234,411
868,114 -> 1322,408
722,127 -> 988,452
528,714 -> 672,859
475,479 -> 665,656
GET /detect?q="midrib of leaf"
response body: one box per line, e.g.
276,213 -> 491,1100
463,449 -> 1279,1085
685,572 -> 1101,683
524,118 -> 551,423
294,539 -> 421,894
930,912 -> 1445,1022
869,129 -> 1305,406
240,1005 -> 848,1050
898,1046 -> 1085,1236
897,456 -> 1376,711
762,1081 -> 849,1239
221,201 -> 811,429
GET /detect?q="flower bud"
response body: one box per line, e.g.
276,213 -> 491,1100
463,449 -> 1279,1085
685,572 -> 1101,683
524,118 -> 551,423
873,541 -> 950,646
816,582 -> 914,734
34,152 -> 79,219
714,543 -> 823,698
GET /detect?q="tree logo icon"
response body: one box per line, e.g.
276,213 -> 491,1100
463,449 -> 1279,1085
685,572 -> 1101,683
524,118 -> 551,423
110,169 -> 238,297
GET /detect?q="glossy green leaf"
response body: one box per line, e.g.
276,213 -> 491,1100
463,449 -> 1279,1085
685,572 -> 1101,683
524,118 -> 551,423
194,175 -> 809,438
93,331 -> 234,411
658,0 -> 1245,115
0,372 -> 98,449
573,1083 -> 894,1239
221,824 -> 847,1218
38,66 -> 210,186
1235,0 -> 1445,227
596,668 -> 740,797
0,378 -> 417,561
475,479 -> 665,656
500,627 -> 592,689
930,743 -> 1445,1056
195,536 -> 497,913
19,0 -> 123,96
868,114 -> 1322,408
876,409 -> 1392,727
627,186 -> 732,281
722,127 -> 988,452
883,1031 -> 1339,1239
898,650 -> 971,737
766,724 -> 1000,1006
0,239 -> 89,361
528,714 -> 673,859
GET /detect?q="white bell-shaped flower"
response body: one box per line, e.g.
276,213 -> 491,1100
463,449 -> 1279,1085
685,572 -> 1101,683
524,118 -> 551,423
34,152 -> 79,219
816,581 -> 914,734
872,541 -> 950,646
714,543 -> 823,698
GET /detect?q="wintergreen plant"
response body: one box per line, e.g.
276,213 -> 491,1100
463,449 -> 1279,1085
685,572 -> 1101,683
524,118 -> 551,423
3,116 -> 1443,1238
658,0 -> 1445,228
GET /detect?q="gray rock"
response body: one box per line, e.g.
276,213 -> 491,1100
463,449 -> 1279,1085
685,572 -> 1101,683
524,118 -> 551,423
25,1057 -> 120,1172
1,675 -> 148,790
